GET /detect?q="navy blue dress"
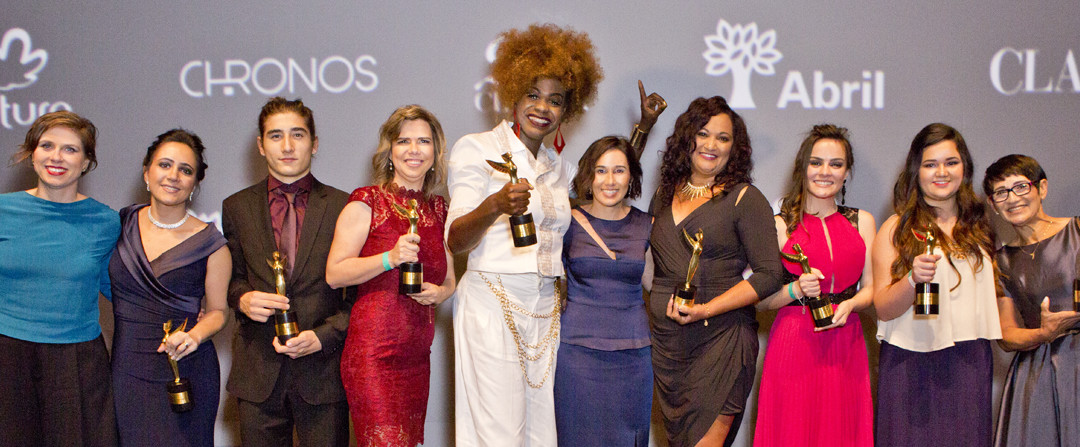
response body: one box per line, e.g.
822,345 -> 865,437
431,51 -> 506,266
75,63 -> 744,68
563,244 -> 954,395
554,206 -> 652,446
110,204 -> 225,446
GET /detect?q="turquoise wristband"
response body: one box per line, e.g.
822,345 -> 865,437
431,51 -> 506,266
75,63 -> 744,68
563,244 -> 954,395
382,251 -> 392,271
787,282 -> 798,300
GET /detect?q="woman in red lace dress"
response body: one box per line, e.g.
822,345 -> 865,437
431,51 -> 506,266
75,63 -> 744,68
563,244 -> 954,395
326,105 -> 456,446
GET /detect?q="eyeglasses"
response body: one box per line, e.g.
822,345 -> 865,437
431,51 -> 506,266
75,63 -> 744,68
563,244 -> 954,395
991,181 -> 1034,203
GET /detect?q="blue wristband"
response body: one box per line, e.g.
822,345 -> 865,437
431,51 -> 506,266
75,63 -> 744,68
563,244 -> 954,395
382,251 -> 392,271
787,282 -> 798,300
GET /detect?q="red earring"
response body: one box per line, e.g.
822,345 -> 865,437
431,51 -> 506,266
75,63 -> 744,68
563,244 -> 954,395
553,124 -> 565,154
513,110 -> 521,138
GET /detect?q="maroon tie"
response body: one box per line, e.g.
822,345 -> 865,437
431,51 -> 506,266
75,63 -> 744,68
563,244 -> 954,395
281,191 -> 297,276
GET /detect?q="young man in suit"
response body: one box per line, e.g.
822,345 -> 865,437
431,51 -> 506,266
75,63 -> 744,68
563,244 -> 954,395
222,97 -> 352,446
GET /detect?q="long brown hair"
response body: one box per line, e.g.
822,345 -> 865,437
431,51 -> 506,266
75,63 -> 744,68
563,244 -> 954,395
889,123 -> 993,286
655,96 -> 752,207
778,124 -> 853,235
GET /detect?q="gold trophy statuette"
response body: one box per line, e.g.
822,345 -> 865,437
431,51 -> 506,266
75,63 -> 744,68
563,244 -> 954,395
267,251 -> 299,343
781,244 -> 835,329
911,229 -> 940,315
1073,279 -> 1079,312
487,152 -> 537,247
676,229 -> 705,316
392,199 -> 424,295
163,319 -> 193,413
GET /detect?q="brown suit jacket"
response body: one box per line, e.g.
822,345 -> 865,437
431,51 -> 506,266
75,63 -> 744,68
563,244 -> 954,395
222,176 -> 353,404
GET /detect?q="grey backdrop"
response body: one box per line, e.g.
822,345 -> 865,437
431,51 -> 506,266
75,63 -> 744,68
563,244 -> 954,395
3,2 -> 1078,445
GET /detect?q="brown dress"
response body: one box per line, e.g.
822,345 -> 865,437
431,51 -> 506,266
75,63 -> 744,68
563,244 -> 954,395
648,183 -> 782,446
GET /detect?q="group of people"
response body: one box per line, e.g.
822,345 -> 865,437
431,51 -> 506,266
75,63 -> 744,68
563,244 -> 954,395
0,22 -> 1076,447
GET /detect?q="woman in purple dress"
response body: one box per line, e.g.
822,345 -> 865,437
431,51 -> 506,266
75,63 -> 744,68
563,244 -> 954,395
110,129 -> 231,446
554,136 -> 653,446
983,154 -> 1080,447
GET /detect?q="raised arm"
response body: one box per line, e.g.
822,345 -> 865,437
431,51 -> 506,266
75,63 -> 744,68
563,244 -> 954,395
629,80 -> 667,159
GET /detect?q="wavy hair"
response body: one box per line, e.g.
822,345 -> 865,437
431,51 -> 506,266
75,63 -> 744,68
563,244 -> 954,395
889,123 -> 993,287
13,111 -> 98,175
491,23 -> 603,123
655,96 -> 752,207
778,124 -> 854,235
370,105 -> 447,199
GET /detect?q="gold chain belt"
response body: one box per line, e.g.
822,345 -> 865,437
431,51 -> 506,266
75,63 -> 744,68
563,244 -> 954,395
477,272 -> 561,389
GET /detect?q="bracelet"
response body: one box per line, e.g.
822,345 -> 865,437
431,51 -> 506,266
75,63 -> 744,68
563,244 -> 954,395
907,271 -> 917,288
629,124 -> 648,149
787,282 -> 799,300
382,251 -> 392,271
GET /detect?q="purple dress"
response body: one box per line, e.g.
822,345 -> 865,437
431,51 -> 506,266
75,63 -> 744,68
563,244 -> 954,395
110,204 -> 225,446
554,206 -> 652,446
994,217 -> 1080,447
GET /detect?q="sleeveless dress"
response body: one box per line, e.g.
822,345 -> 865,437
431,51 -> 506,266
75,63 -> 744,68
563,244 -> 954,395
339,185 -> 447,447
110,204 -> 226,446
648,184 -> 783,447
994,217 -> 1080,447
753,207 -> 873,447
554,206 -> 652,446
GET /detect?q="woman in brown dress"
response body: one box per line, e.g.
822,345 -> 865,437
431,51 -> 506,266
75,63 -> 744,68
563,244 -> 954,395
648,96 -> 782,446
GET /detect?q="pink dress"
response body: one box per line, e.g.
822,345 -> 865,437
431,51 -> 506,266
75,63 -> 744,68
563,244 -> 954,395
339,185 -> 447,447
753,207 -> 873,447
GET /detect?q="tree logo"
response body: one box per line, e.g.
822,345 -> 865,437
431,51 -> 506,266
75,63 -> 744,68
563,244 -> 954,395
0,28 -> 48,92
702,18 -> 782,109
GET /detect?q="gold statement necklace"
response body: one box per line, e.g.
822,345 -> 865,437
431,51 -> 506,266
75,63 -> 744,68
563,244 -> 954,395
681,181 -> 713,201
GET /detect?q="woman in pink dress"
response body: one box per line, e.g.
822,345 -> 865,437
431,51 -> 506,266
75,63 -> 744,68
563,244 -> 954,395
754,124 -> 875,446
326,105 -> 456,446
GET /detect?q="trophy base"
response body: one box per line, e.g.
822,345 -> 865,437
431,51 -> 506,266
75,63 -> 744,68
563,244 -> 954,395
675,286 -> 696,316
1073,279 -> 1079,312
400,262 -> 423,295
275,309 -> 299,344
807,297 -> 835,328
167,378 -> 193,413
914,283 -> 940,315
511,214 -> 537,247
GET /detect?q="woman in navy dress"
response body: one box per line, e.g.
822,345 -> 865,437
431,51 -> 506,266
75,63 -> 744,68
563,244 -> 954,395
110,129 -> 231,446
554,136 -> 653,446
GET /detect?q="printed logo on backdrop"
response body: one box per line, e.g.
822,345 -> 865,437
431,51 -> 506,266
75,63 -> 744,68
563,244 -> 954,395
0,27 -> 74,130
702,18 -> 885,110
180,55 -> 379,98
474,37 -> 504,113
990,47 -> 1079,95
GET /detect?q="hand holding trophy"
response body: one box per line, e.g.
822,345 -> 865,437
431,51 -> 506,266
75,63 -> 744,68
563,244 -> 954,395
675,228 -> 705,316
162,319 -> 193,413
267,252 -> 300,343
392,199 -> 424,294
911,228 -> 939,315
487,152 -> 537,247
780,244 -> 835,329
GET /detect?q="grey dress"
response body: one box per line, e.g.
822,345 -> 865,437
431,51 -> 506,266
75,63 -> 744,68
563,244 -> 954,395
994,217 -> 1080,447
648,183 -> 782,447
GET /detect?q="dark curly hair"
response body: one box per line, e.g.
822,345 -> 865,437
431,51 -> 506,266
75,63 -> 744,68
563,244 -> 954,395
655,96 -> 752,207
779,124 -> 854,236
491,23 -> 603,123
572,136 -> 643,201
889,123 -> 993,288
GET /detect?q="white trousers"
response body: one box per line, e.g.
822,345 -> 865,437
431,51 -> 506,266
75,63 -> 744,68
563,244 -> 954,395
454,271 -> 559,447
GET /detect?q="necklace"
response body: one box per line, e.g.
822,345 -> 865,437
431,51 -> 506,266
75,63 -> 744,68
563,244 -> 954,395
1019,220 -> 1051,259
681,181 -> 713,201
148,208 -> 189,230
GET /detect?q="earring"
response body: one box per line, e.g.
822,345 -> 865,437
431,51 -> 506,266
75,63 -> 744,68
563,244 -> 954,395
553,124 -> 565,153
584,188 -> 593,200
841,179 -> 847,205
189,190 -> 194,202
388,160 -> 394,172
146,182 -> 150,192
512,110 -> 521,138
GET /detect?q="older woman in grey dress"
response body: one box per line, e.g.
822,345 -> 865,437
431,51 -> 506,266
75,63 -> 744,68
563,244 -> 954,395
984,154 -> 1080,446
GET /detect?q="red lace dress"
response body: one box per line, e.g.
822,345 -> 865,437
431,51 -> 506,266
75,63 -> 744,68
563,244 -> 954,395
340,185 -> 447,446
